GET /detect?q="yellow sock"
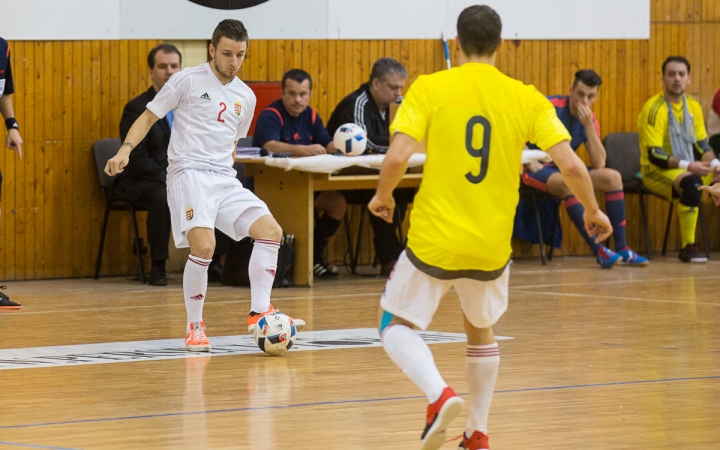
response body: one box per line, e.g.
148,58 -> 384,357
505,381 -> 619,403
677,204 -> 698,247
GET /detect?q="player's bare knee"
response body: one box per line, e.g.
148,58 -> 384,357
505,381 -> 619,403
190,241 -> 215,259
187,228 -> 215,259
249,215 -> 283,241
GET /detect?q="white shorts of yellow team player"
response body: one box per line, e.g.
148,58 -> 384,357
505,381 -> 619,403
381,250 -> 509,330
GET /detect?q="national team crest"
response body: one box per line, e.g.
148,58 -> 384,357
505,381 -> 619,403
234,100 -> 242,116
186,206 -> 194,221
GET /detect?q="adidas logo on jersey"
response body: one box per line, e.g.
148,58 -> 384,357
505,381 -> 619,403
200,93 -> 211,100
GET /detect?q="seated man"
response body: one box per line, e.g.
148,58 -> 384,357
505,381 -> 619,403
638,56 -> 720,262
326,57 -> 415,276
115,43 -> 181,285
252,69 -> 345,279
523,69 -> 648,268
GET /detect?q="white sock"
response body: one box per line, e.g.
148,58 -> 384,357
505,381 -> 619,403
382,324 -> 446,402
249,239 -> 280,313
183,254 -> 211,332
465,343 -> 500,435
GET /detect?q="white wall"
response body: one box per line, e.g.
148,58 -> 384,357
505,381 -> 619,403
0,0 -> 649,40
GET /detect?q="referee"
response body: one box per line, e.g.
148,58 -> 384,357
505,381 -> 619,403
0,36 -> 23,310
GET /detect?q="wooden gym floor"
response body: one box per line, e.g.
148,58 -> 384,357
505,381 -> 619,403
0,256 -> 719,449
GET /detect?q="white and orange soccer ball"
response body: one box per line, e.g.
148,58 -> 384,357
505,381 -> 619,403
253,311 -> 297,355
333,123 -> 367,156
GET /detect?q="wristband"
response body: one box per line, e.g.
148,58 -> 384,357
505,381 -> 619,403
710,159 -> 720,169
4,118 -> 18,131
678,160 -> 690,170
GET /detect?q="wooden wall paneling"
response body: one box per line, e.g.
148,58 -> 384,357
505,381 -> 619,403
342,41 -> 353,100
90,40 -> 109,275
70,41 -> 83,277
291,39 -> 302,74
359,40 -> 370,92
266,40 -> 277,84
257,39 -> 268,82
35,41 -> 48,279
317,39 -> 329,119
61,41 -> 74,277
324,40 -> 337,119
334,40 -> 345,121
247,39 -> 259,81
15,42 -> 35,279
48,41 -> 59,279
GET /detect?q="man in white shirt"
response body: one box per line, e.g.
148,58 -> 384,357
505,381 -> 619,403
105,19 -> 305,352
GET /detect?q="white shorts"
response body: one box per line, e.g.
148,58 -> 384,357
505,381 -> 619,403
167,169 -> 271,248
380,251 -> 509,330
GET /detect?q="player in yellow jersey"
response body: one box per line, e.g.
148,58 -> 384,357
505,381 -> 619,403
637,56 -> 720,263
368,6 -> 612,450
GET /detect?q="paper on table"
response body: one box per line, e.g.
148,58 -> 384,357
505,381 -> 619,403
264,154 -> 427,173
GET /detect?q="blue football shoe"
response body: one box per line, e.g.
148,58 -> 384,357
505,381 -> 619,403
618,249 -> 649,266
596,246 -> 622,268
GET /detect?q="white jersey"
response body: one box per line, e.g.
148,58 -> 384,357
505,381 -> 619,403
146,62 -> 256,184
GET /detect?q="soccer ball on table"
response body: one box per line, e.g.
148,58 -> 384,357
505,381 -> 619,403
333,123 -> 367,156
253,311 -> 298,355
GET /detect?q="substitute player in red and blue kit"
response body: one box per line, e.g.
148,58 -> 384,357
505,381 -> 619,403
523,69 -> 648,268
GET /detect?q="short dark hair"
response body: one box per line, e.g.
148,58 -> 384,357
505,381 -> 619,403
662,56 -> 691,75
573,69 -> 602,88
211,19 -> 249,48
282,69 -> 312,90
457,5 -> 502,58
369,57 -> 407,84
147,44 -> 182,69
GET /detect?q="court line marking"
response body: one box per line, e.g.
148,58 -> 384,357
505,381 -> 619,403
2,375 -> 718,430
510,289 -> 720,307
511,274 -> 720,290
0,329 -> 514,371
0,442 -> 79,450
7,292 -> 383,316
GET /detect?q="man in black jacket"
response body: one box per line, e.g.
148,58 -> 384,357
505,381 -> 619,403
327,57 -> 413,275
115,44 -> 181,286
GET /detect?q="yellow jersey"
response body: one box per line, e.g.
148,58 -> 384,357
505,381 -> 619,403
637,92 -> 708,167
391,63 -> 570,273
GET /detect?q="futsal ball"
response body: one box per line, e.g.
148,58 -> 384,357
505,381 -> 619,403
253,312 -> 297,355
333,123 -> 367,156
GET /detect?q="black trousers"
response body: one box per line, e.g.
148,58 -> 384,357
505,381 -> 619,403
114,177 -> 170,262
342,188 -> 416,264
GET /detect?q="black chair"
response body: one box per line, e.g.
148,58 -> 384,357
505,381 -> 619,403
92,138 -> 147,282
603,132 -> 709,259
603,132 -> 652,258
518,181 -> 561,265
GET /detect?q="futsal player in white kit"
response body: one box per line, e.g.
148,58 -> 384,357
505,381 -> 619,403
105,19 -> 305,352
